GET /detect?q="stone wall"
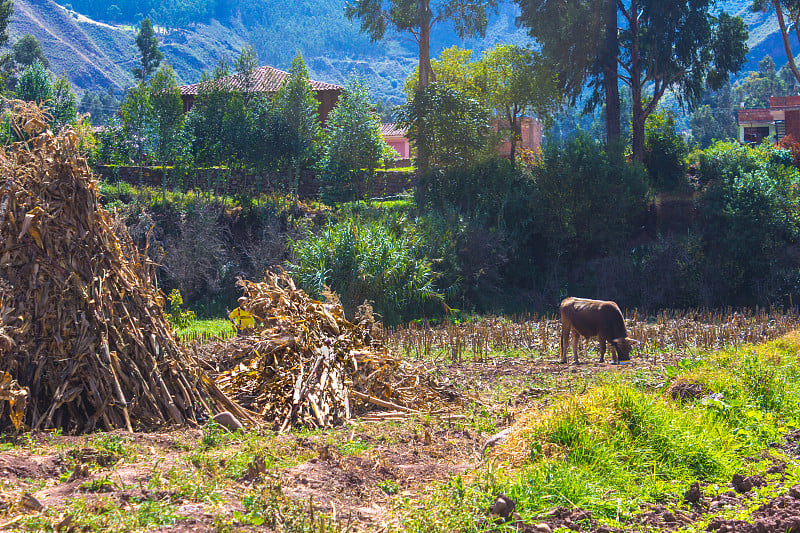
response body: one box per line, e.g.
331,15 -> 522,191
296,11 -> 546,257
94,165 -> 418,199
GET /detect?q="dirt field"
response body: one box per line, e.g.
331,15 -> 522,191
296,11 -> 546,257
2,348 -> 798,532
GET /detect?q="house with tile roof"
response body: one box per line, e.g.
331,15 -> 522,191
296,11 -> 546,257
379,116 -> 544,163
737,96 -> 800,144
380,123 -> 411,159
178,65 -> 343,123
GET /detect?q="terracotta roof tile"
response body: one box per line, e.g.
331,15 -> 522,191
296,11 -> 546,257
179,65 -> 341,96
770,95 -> 800,109
380,123 -> 408,136
738,109 -> 774,122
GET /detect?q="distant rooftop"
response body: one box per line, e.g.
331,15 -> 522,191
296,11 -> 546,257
380,123 -> 408,137
179,65 -> 342,96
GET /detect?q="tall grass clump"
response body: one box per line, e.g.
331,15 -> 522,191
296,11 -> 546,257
288,217 -> 444,325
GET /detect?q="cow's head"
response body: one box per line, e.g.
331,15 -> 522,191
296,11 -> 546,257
610,337 -> 639,361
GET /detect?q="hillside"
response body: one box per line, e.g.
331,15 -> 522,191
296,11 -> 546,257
5,0 -> 796,102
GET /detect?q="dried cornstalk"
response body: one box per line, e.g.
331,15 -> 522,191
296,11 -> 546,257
203,271 -> 461,431
0,101 -> 251,433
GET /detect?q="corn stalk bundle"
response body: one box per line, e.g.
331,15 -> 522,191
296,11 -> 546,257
0,101 -> 249,433
206,271 -> 460,430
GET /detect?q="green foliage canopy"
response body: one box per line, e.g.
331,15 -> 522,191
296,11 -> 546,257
397,82 -> 490,169
345,0 -> 499,90
49,74 -> 77,132
321,78 -> 393,202
132,18 -> 163,81
12,35 -> 49,69
530,133 -> 649,261
17,60 -> 52,104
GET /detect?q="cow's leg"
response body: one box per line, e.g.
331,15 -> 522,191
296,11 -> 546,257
560,323 -> 570,363
598,337 -> 606,363
571,330 -> 580,364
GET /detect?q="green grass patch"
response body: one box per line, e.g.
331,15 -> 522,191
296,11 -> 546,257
176,318 -> 234,341
397,335 -> 800,532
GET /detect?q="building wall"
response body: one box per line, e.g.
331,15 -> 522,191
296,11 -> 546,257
385,137 -> 410,159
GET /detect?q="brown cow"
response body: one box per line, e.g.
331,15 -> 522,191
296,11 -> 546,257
559,297 -> 638,364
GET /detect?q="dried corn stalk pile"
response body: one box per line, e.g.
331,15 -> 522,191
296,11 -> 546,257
206,271 -> 459,430
0,101 -> 249,432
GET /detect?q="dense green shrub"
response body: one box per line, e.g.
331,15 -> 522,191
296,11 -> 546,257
644,110 -> 689,192
417,157 -> 532,229
397,82 -> 491,170
288,218 -> 443,325
695,141 -> 800,305
530,133 -> 650,262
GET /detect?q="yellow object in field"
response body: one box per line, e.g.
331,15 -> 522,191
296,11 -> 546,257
228,307 -> 255,329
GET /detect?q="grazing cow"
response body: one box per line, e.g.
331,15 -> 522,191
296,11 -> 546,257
559,297 -> 638,364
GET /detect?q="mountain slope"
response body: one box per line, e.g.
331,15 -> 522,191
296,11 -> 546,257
6,0 -> 796,102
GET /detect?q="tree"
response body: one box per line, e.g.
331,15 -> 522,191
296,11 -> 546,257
12,35 -> 48,69
345,0 -> 499,91
148,63 -> 185,167
321,78 -> 393,201
397,82 -> 490,169
474,44 -> 560,164
0,1 -> 13,48
132,18 -> 163,81
643,110 -> 688,192
516,0 -> 619,142
78,88 -> 119,126
751,0 -> 800,86
403,46 -> 477,97
17,60 -> 52,104
119,82 -> 155,167
518,0 -> 748,161
733,55 -> 786,109
49,74 -> 77,131
273,52 -> 320,198
617,4 -> 748,161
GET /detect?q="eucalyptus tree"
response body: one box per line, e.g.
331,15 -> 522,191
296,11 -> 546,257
617,3 -> 747,160
132,18 -> 163,81
751,0 -> 800,85
517,0 -> 748,161
516,0 -> 619,141
344,0 -> 499,91
321,78 -> 391,201
273,53 -> 320,198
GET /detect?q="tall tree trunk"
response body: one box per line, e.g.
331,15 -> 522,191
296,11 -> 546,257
418,0 -> 434,90
508,108 -> 518,165
629,7 -> 645,162
604,0 -> 620,143
775,0 -> 800,85
631,87 -> 645,162
416,0 -> 433,173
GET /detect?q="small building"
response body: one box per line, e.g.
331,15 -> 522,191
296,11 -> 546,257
380,123 -> 411,159
178,65 -> 342,123
737,96 -> 800,144
495,116 -> 543,159
379,116 -> 544,163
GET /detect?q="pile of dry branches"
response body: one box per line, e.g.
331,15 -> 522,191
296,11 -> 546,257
0,101 -> 248,432
203,271 -> 460,430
